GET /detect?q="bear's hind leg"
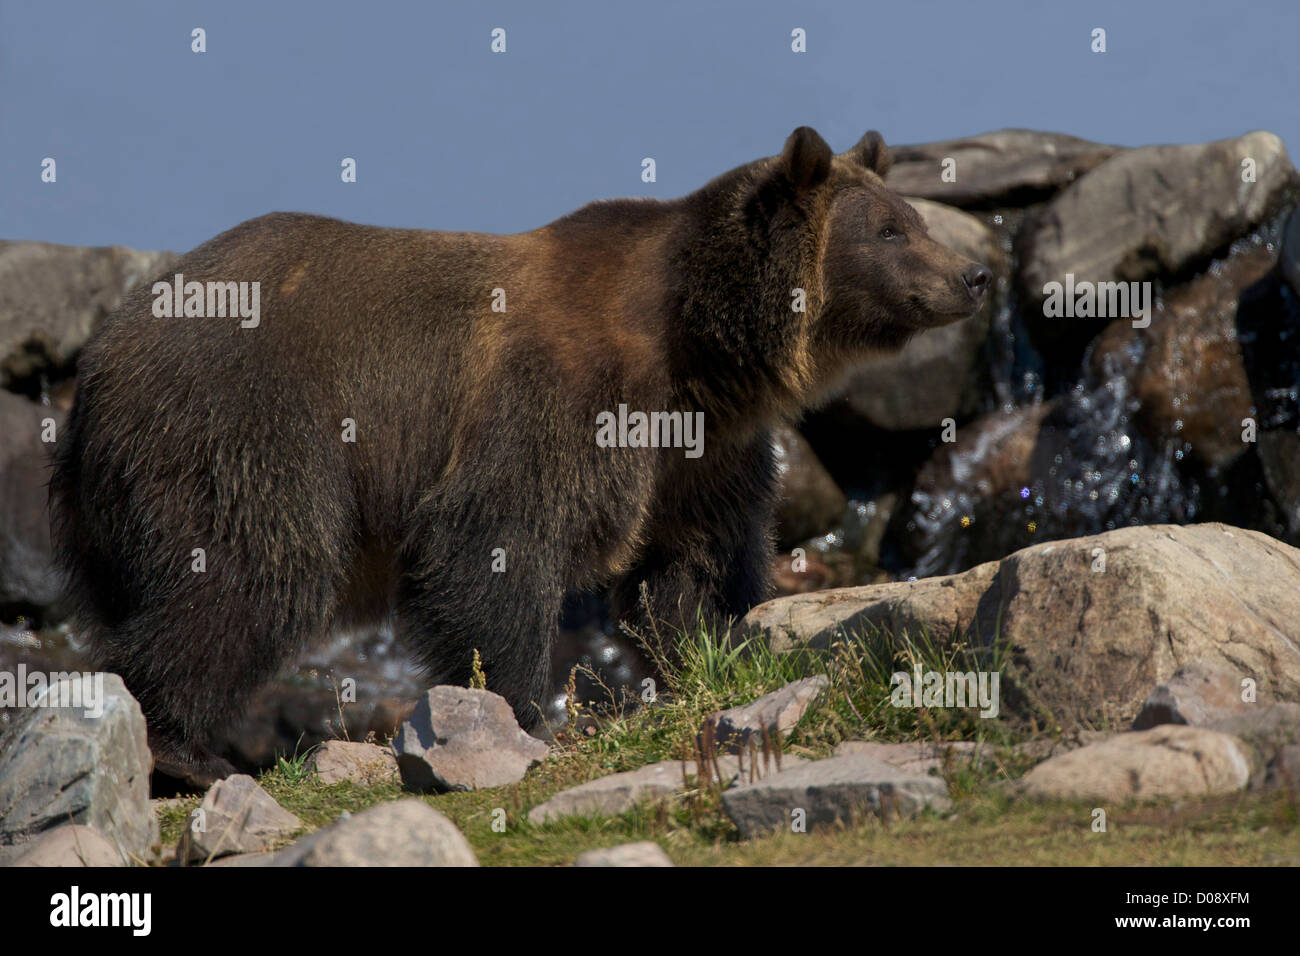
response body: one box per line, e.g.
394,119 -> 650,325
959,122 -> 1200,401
77,531 -> 341,788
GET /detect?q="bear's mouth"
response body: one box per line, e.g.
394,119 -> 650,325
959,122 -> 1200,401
907,297 -> 981,327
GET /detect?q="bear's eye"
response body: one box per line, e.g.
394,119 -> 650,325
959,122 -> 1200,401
880,226 -> 899,240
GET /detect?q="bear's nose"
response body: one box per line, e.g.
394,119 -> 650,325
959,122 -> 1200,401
963,264 -> 992,301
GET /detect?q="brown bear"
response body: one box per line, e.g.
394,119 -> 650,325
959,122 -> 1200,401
50,127 -> 990,785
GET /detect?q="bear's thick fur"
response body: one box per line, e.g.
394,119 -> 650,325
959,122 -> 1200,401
51,127 -> 990,784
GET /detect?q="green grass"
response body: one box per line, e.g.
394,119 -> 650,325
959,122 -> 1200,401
155,619 -> 1300,866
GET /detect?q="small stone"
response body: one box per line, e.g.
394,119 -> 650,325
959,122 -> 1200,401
574,842 -> 674,867
393,686 -> 549,792
528,754 -> 808,825
313,740 -> 398,785
178,774 -> 301,863
700,677 -> 829,754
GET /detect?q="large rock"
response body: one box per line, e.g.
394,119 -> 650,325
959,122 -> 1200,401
0,673 -> 157,861
721,755 -> 951,837
0,390 -> 65,613
772,426 -> 846,548
0,240 -> 175,389
574,842 -> 674,867
1019,725 -> 1253,801
744,523 -> 1300,728
1020,132 -> 1296,300
12,825 -> 123,867
177,774 -> 302,863
885,129 -> 1118,207
276,799 -> 478,867
700,676 -> 829,754
837,199 -> 1004,430
392,686 -> 549,792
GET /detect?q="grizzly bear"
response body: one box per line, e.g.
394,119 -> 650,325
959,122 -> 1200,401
51,127 -> 990,785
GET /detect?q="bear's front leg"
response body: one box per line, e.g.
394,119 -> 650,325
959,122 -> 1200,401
611,431 -> 778,648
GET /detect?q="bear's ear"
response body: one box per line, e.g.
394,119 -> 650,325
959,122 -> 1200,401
844,130 -> 892,177
778,126 -> 833,192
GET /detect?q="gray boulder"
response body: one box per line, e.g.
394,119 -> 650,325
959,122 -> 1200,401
1020,132 -> 1296,299
743,524 -> 1300,729
0,673 -> 157,862
721,755 -> 952,837
1019,725 -> 1253,801
0,240 -> 174,389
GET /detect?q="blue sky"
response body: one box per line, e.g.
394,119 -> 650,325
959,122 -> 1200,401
4,0 -> 1297,252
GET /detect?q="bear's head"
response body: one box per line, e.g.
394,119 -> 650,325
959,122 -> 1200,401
746,126 -> 992,366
